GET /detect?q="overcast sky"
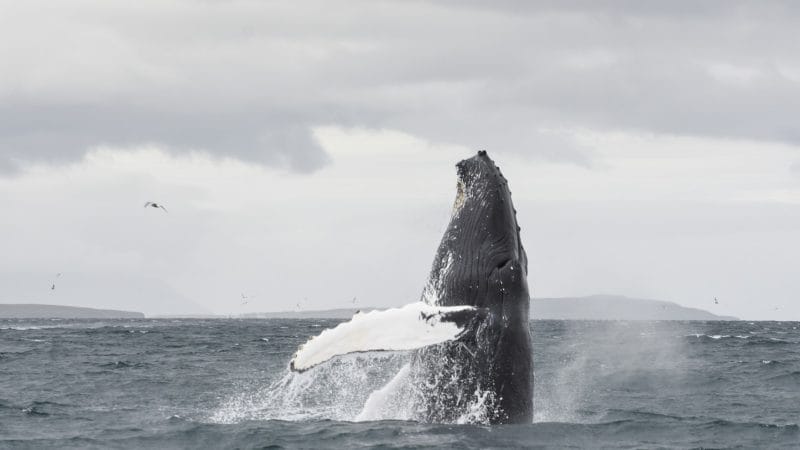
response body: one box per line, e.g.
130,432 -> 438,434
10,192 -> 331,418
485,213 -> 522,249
1,1 -> 799,319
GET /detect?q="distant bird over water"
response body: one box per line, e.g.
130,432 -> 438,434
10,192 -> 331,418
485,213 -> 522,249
714,297 -> 719,305
240,294 -> 253,306
144,202 -> 168,212
50,272 -> 61,291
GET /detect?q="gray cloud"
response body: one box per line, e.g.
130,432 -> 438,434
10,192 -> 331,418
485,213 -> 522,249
2,0 -> 800,173
0,102 -> 329,172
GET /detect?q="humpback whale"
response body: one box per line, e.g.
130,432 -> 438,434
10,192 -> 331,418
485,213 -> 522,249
291,150 -> 532,424
410,150 -> 532,424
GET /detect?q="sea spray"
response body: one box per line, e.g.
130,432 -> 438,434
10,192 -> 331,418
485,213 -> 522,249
533,320 -> 690,423
209,352 -> 410,423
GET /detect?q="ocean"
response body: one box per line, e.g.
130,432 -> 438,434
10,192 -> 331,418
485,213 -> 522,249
1,318 -> 798,449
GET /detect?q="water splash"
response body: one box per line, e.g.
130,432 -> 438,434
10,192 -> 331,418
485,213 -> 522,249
209,343 -> 500,425
355,363 -> 414,421
209,353 -> 410,424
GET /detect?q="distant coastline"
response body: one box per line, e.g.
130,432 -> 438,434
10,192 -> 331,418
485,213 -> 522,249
233,295 -> 737,321
533,295 -> 737,321
2,295 -> 737,321
0,304 -> 144,319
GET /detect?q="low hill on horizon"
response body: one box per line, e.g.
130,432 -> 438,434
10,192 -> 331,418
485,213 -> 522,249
0,304 -> 144,319
238,295 -> 737,321
533,295 -> 737,321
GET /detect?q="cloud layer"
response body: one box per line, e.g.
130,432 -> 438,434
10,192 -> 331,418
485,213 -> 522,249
3,1 -> 800,172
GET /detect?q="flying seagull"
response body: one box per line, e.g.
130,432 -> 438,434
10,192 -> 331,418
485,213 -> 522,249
241,293 -> 254,306
714,297 -> 719,304
50,273 -> 61,291
144,202 -> 168,212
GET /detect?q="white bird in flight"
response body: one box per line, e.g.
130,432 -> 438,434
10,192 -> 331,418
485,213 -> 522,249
144,202 -> 168,212
50,272 -> 61,291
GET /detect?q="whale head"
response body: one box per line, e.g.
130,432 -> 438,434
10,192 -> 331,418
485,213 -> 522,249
426,150 -> 528,310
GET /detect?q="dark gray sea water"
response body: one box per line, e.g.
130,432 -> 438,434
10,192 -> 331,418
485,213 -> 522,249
1,319 -> 798,449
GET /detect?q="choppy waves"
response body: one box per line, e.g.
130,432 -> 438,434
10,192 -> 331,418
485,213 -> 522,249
2,318 -> 800,448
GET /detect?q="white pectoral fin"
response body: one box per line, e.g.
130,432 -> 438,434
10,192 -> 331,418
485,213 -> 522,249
289,302 -> 482,372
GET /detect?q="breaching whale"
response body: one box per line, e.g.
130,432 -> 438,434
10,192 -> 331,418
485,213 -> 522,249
290,150 -> 532,424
